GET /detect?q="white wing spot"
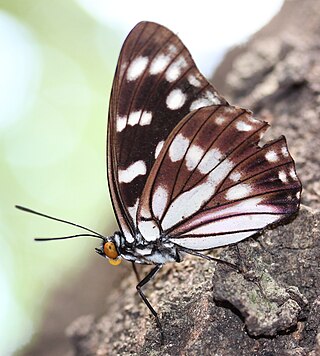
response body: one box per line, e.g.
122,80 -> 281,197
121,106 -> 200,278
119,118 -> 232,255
225,183 -> 252,201
121,225 -> 134,243
185,145 -> 204,171
116,116 -> 127,132
168,44 -> 177,54
118,160 -> 147,183
152,185 -> 169,219
155,140 -> 165,159
169,133 -> 189,162
128,198 -> 139,223
223,106 -> 236,113
207,159 -> 235,186
128,110 -> 142,126
190,98 -> 210,111
150,54 -> 171,75
215,116 -> 225,125
296,191 -> 301,200
205,91 -> 220,103
138,220 -> 160,241
249,116 -> 260,123
165,56 -> 187,82
289,168 -> 297,180
140,111 -> 152,126
127,56 -> 149,81
187,215 -> 276,235
265,150 -> 279,163
184,214 -> 280,237
278,170 -> 288,183
190,90 -> 220,111
162,159 -> 234,230
120,62 -> 127,78
140,205 -> 152,219
198,148 -> 222,174
166,89 -> 187,110
236,121 -> 253,131
230,171 -> 241,182
188,74 -> 201,87
281,146 -> 289,157
170,231 -> 258,250
135,247 -> 153,255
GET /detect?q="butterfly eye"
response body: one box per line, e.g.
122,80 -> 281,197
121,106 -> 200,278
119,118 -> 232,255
103,241 -> 119,258
103,242 -> 121,265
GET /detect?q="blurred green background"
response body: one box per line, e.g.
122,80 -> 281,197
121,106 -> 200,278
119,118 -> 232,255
1,1 -> 119,354
0,0 -> 283,354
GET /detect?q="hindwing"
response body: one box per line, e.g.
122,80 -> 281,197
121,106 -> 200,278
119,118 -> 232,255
136,105 -> 301,247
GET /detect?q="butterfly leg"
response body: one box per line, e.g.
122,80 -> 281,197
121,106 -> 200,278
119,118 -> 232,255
136,264 -> 164,343
177,246 -> 240,272
132,262 -> 140,282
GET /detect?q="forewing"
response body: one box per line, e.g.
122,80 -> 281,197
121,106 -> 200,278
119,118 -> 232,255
137,105 -> 301,247
108,21 -> 226,238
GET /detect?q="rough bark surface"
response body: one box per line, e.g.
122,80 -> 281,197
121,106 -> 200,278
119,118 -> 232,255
67,0 -> 320,354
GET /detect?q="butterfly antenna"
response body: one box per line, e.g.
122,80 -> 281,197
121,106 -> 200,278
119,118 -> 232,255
33,234 -> 104,242
15,205 -> 105,241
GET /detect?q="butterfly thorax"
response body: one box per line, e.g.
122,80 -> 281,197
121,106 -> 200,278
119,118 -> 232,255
112,231 -> 182,265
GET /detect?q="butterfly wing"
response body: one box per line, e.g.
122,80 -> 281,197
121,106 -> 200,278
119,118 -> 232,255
137,105 -> 302,247
108,21 -> 227,240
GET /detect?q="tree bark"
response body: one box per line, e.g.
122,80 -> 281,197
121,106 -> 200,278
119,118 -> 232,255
67,0 -> 320,354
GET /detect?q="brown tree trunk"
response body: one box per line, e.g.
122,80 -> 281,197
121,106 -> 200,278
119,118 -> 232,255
67,0 -> 320,354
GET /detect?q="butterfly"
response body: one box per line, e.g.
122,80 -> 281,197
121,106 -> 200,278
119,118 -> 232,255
17,21 -> 302,341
